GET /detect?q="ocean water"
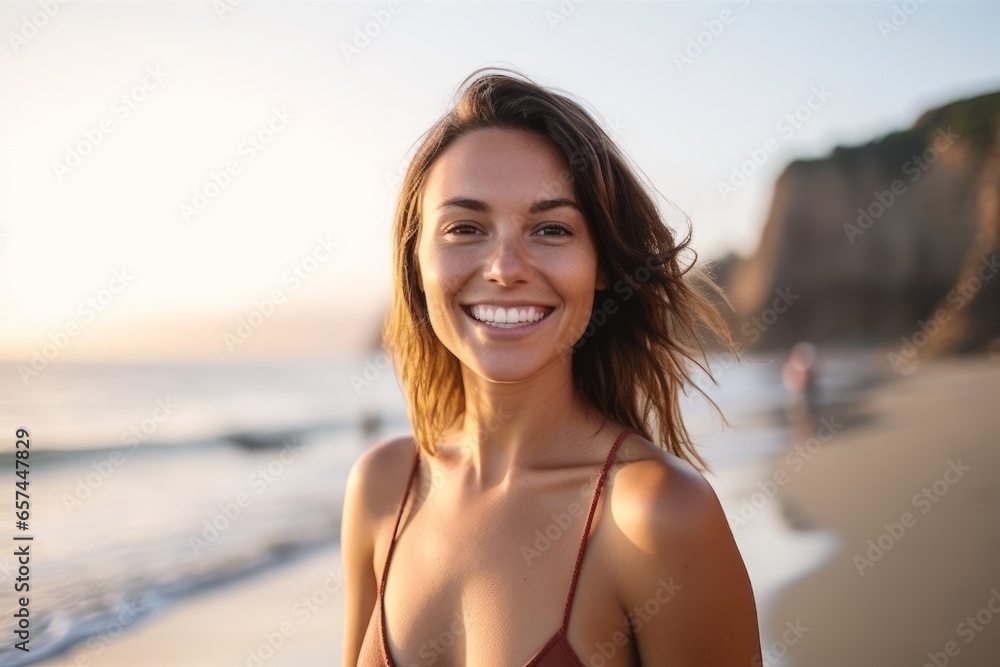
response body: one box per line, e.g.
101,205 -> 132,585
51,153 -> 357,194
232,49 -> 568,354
0,351 -> 886,666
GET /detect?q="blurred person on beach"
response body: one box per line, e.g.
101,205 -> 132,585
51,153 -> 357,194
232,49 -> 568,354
782,341 -> 820,421
341,67 -> 762,667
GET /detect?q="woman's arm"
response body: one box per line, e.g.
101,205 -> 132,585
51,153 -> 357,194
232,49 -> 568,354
611,457 -> 763,666
340,445 -> 380,666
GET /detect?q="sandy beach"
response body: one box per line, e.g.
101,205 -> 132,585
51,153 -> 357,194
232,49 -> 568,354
766,352 -> 1000,666
28,353 -> 1000,667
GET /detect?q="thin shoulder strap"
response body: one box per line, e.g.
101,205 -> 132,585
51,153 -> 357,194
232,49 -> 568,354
560,426 -> 636,631
379,445 -> 421,599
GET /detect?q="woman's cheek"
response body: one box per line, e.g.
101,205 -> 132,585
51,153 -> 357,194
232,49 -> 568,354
425,291 -> 461,342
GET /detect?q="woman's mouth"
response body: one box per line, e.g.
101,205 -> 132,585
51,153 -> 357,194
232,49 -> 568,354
462,304 -> 555,329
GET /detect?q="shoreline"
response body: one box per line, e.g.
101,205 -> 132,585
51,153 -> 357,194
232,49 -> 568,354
31,543 -> 345,667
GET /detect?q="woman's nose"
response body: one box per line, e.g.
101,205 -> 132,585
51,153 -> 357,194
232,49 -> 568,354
484,232 -> 532,286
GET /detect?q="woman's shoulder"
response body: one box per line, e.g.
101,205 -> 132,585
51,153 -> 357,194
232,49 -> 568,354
603,431 -> 761,664
609,430 -> 728,546
344,434 -> 419,527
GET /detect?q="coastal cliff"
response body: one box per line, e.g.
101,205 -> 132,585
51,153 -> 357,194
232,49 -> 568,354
718,90 -> 1000,355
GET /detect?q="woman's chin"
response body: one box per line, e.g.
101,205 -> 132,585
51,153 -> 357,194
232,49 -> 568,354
460,354 -> 552,384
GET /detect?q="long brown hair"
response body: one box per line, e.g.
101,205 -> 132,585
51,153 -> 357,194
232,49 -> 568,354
382,66 -> 739,472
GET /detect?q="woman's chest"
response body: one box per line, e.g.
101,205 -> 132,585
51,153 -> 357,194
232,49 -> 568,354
374,488 -> 639,667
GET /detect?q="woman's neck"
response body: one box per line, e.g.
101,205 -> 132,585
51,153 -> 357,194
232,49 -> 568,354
439,363 -> 608,491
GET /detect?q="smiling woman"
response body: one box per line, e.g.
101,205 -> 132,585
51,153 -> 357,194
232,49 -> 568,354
342,67 -> 762,667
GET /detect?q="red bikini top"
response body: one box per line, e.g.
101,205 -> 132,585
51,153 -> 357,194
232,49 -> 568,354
356,426 -> 637,667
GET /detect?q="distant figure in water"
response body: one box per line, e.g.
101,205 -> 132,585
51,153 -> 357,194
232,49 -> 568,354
359,410 -> 382,442
782,342 -> 819,420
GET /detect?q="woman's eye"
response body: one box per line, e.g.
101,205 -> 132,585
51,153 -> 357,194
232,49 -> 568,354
537,224 -> 571,237
444,224 -> 480,235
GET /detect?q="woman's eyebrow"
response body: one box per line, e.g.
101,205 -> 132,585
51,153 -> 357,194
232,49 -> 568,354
528,197 -> 581,214
436,196 -> 581,215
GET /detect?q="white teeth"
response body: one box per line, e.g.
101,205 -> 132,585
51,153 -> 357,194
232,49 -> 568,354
467,305 -> 551,327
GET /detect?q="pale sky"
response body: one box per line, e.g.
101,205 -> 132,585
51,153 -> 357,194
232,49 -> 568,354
1,0 -> 998,361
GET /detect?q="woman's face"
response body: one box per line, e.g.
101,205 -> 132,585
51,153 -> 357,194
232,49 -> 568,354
416,127 -> 608,382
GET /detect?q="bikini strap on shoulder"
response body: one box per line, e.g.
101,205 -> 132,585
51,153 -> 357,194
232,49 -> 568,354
380,443 -> 421,598
560,426 -> 636,630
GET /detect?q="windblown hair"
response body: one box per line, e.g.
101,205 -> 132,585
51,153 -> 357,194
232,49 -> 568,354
382,66 -> 739,472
